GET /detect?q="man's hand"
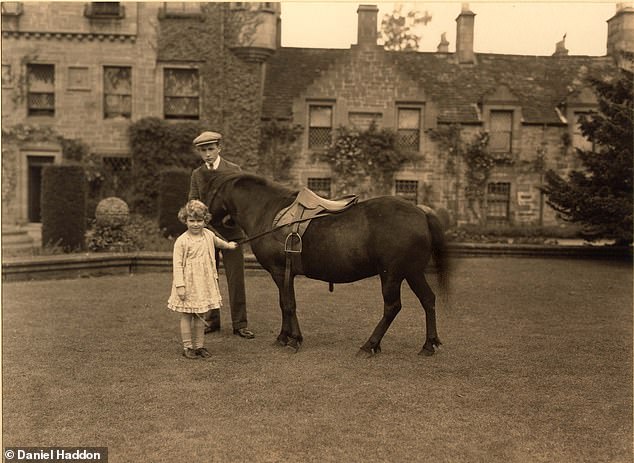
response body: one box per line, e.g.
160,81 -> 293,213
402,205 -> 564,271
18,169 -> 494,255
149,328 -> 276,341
176,286 -> 186,301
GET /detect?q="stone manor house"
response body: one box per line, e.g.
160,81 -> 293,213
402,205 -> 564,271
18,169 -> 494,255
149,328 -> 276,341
2,2 -> 633,230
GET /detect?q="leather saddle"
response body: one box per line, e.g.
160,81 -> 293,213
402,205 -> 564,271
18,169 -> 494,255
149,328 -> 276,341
273,188 -> 358,252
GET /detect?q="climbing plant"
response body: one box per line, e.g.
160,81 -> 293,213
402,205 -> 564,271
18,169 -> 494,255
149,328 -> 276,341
316,123 -> 417,197
257,120 -> 303,184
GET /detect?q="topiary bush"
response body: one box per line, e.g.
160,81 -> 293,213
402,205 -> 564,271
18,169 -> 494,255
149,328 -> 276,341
41,164 -> 87,252
158,168 -> 190,238
129,117 -> 204,213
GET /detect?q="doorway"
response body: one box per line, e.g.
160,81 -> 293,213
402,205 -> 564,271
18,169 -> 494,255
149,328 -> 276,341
27,155 -> 55,222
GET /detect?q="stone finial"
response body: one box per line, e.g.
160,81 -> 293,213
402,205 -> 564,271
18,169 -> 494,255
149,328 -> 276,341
553,33 -> 569,56
437,32 -> 450,52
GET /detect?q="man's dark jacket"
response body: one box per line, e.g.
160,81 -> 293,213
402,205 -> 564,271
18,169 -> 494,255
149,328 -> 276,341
188,157 -> 245,241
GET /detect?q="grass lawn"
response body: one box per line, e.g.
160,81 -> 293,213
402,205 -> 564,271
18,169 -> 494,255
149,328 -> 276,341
2,258 -> 632,462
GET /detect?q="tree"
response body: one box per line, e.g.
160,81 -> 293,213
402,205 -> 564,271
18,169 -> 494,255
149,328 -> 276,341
542,69 -> 633,244
380,4 -> 431,51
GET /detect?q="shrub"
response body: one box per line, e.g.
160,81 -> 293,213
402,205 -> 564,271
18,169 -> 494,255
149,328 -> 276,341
86,213 -> 173,252
41,164 -> 87,252
129,117 -> 204,213
158,168 -> 190,238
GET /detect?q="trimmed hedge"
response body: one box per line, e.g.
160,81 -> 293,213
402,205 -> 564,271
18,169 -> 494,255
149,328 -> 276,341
158,168 -> 191,238
129,117 -> 204,213
41,164 -> 87,252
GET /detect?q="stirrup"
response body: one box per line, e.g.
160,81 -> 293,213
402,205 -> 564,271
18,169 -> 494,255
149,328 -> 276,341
284,232 -> 302,253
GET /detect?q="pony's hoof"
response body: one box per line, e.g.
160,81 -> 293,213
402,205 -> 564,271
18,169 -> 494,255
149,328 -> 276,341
356,346 -> 380,358
419,347 -> 435,356
285,339 -> 301,353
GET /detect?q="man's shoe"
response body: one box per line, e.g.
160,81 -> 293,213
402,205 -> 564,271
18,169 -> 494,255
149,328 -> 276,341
233,328 -> 255,339
182,348 -> 198,359
195,347 -> 212,358
204,323 -> 221,334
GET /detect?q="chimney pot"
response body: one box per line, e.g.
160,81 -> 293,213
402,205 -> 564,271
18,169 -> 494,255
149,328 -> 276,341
455,5 -> 476,63
357,4 -> 379,48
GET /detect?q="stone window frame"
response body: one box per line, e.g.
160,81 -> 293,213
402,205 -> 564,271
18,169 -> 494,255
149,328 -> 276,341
161,65 -> 201,121
394,179 -> 419,204
485,181 -> 512,224
26,63 -> 56,118
158,2 -> 202,19
84,2 -> 125,19
481,85 -> 523,160
395,103 -> 424,153
102,64 -> 132,120
306,100 -> 336,151
1,2 -> 23,16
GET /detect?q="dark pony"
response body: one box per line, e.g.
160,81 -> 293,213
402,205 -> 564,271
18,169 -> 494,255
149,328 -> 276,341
205,172 -> 450,356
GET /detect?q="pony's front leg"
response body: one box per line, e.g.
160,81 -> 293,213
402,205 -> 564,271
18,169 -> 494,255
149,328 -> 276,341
272,272 -> 303,352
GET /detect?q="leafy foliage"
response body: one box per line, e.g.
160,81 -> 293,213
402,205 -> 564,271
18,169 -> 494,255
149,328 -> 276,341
317,123 -> 417,197
128,117 -> 205,213
258,120 -> 303,183
542,70 -> 633,244
380,4 -> 432,51
157,168 -> 190,238
41,164 -> 87,252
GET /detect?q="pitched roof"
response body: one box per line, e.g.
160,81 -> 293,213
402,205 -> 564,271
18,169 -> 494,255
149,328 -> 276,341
262,47 -> 348,120
263,48 -> 618,124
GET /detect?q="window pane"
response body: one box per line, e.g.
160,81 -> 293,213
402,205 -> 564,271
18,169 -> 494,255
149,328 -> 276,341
309,106 -> 332,128
307,177 -> 332,198
395,180 -> 418,204
490,110 -> 512,152
27,64 -> 54,116
104,66 -> 131,94
164,68 -> 199,96
486,182 -> 510,222
309,127 -> 332,148
27,64 -> 54,91
104,66 -> 131,118
398,108 -> 420,130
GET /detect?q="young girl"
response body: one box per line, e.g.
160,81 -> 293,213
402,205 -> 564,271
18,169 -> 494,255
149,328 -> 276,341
167,200 -> 238,359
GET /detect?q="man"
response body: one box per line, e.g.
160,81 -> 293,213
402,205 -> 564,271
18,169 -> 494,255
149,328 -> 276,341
188,131 -> 255,339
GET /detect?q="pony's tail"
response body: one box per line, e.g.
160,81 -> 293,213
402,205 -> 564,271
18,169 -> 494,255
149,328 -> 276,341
422,207 -> 450,296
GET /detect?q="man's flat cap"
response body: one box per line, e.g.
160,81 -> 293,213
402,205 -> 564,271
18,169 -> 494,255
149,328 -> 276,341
193,131 -> 223,146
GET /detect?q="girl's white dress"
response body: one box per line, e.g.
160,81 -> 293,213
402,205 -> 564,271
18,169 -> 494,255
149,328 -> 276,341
167,229 -> 223,313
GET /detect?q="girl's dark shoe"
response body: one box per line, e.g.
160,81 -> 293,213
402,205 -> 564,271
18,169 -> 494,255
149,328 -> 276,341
182,348 -> 198,359
196,347 -> 212,358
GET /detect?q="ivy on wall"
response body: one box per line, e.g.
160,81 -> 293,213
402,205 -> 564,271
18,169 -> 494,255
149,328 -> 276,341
428,124 -> 494,222
316,123 -> 417,197
257,120 -> 303,184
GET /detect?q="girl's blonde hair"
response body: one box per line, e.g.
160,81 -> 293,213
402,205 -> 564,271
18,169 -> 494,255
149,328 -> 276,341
178,200 -> 212,225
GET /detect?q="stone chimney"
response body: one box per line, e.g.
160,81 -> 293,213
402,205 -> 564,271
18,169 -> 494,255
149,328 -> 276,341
455,3 -> 476,63
607,3 -> 634,58
357,4 -> 379,48
437,32 -> 450,53
553,34 -> 569,56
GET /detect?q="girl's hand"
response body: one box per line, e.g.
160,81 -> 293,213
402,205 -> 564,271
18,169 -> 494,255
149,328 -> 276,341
177,286 -> 186,301
228,241 -> 238,250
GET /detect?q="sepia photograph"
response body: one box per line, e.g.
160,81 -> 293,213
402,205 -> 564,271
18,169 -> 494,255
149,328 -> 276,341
2,2 -> 632,462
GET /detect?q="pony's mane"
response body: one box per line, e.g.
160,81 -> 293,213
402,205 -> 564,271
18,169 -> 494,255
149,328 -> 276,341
235,173 -> 297,198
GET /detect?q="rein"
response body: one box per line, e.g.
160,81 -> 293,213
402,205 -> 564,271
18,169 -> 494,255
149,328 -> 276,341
235,212 -> 332,245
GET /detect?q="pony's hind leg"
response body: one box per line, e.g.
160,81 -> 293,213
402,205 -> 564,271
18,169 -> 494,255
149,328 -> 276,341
271,271 -> 303,352
358,272 -> 403,357
406,273 -> 442,356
